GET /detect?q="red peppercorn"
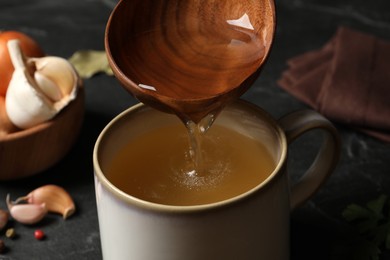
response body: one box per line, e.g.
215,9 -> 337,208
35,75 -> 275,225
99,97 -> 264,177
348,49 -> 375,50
34,229 -> 45,240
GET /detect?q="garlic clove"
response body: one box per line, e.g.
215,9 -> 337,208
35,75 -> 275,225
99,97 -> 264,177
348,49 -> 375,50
33,56 -> 78,99
6,68 -> 57,128
34,72 -> 63,102
6,194 -> 47,225
5,39 -> 80,129
24,184 -> 76,219
0,96 -> 18,136
0,209 -> 8,230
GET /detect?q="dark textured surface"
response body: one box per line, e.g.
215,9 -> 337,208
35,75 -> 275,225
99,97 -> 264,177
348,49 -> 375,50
0,0 -> 389,259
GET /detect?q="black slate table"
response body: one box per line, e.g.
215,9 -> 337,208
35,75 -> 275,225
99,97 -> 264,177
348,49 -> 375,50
0,0 -> 389,259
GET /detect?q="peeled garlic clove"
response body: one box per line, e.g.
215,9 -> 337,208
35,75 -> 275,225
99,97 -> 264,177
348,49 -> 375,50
5,39 -> 79,129
25,184 -> 76,219
0,209 -> 8,230
6,194 -> 47,225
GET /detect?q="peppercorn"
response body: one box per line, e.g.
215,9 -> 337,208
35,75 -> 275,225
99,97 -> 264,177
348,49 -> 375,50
0,239 -> 5,253
5,228 -> 16,239
34,229 -> 45,240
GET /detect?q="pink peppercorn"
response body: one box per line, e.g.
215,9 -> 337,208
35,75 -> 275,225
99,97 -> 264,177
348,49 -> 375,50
34,229 -> 45,240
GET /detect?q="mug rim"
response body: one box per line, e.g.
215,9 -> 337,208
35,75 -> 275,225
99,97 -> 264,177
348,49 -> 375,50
93,100 -> 287,213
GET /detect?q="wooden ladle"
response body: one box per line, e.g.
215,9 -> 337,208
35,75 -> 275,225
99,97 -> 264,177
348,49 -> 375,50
105,0 -> 276,123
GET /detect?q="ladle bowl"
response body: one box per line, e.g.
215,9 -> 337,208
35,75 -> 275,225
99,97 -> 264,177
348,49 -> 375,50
105,0 -> 276,123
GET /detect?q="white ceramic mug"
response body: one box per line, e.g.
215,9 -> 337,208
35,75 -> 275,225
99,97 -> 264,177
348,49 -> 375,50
93,100 -> 340,260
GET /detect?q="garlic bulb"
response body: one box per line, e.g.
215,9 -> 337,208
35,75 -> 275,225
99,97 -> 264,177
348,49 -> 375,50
5,39 -> 79,129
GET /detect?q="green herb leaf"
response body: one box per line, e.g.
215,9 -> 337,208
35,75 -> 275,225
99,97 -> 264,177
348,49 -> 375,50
342,204 -> 372,222
352,239 -> 381,260
358,218 -> 380,234
386,227 -> 390,249
371,223 -> 390,246
367,195 -> 387,217
68,50 -> 113,78
341,194 -> 390,260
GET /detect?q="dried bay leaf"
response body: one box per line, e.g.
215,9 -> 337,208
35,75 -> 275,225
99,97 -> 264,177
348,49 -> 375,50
68,50 -> 113,78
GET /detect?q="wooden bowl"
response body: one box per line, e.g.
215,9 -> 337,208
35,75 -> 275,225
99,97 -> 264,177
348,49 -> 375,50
0,87 -> 84,180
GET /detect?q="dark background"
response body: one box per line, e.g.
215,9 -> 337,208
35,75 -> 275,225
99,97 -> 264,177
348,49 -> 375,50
0,0 -> 389,259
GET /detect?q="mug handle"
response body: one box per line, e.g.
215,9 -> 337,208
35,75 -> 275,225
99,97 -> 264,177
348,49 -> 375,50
278,110 -> 341,210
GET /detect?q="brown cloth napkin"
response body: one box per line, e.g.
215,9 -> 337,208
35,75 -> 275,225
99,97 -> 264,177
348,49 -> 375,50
278,26 -> 390,142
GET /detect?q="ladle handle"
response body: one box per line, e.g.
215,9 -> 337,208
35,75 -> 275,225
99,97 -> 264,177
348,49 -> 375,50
278,110 -> 341,210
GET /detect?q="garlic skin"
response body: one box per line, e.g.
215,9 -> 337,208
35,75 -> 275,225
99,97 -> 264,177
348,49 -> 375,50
5,39 -> 79,129
24,184 -> 76,219
6,194 -> 47,225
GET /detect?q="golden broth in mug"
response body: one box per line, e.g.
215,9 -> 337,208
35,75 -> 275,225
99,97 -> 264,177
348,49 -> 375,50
106,123 -> 275,206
